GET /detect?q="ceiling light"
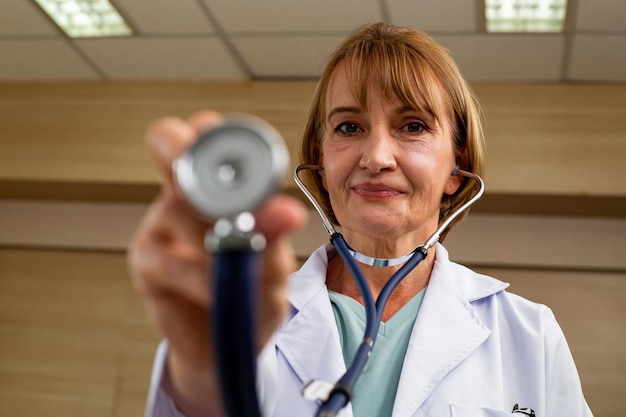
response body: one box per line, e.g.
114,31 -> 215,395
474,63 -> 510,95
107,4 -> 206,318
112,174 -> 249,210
34,0 -> 133,38
485,0 -> 568,33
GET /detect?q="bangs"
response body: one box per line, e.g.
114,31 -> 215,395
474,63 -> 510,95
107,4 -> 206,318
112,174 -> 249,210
340,40 -> 447,123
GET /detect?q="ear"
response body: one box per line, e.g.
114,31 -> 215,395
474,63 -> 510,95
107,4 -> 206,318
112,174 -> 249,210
444,150 -> 468,195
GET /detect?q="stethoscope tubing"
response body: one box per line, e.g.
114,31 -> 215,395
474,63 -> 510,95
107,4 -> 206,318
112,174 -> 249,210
295,164 -> 484,417
315,234 -> 428,417
212,165 -> 484,417
214,248 -> 263,417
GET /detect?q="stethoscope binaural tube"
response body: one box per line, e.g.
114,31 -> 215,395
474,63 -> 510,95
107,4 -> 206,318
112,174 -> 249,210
294,164 -> 484,417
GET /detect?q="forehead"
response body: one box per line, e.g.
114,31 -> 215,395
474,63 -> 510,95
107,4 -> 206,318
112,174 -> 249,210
323,61 -> 450,122
324,61 -> 448,120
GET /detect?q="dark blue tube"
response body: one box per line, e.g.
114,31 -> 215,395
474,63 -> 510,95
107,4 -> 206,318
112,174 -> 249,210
375,248 -> 426,321
331,234 -> 378,337
214,248 -> 262,417
316,236 -> 428,417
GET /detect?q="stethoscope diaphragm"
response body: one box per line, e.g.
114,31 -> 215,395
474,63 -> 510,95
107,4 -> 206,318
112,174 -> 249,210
174,115 -> 289,219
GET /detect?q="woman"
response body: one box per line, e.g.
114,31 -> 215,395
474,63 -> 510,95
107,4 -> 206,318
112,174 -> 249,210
129,23 -> 593,417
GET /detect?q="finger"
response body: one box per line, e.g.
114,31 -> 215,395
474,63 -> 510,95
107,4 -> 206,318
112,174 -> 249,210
145,112 -> 223,189
143,190 -> 209,246
145,116 -> 195,189
129,228 -> 210,307
256,234 -> 296,343
129,192 -> 212,306
254,195 -> 308,345
254,194 -> 308,293
187,110 -> 225,136
255,194 -> 309,243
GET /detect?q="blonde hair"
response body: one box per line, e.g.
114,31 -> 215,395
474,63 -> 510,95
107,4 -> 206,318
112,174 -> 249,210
299,22 -> 485,241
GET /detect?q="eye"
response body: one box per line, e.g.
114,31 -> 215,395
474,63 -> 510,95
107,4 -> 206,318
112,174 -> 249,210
402,121 -> 427,134
335,122 -> 361,135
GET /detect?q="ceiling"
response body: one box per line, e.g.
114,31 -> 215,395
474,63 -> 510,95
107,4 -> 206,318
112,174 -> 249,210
0,0 -> 625,83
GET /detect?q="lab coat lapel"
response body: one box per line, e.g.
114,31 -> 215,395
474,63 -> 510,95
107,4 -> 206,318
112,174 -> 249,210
392,247 -> 493,417
276,287 -> 347,388
275,245 -> 351,415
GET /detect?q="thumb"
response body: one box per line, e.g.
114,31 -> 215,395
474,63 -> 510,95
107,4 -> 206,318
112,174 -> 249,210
254,194 -> 309,346
255,194 -> 309,243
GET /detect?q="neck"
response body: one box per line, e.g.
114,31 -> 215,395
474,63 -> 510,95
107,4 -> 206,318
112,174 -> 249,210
326,246 -> 434,321
340,225 -> 436,262
348,247 -> 416,267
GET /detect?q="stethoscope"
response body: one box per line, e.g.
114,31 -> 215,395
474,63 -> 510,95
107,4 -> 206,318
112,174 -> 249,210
174,115 -> 484,417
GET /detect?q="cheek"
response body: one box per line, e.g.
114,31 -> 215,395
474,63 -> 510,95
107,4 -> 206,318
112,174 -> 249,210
320,159 -> 350,208
402,148 -> 456,193
321,163 -> 340,195
320,143 -> 344,191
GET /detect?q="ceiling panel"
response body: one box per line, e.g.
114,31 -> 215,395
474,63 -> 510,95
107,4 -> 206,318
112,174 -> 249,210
569,34 -> 626,82
0,39 -> 99,80
233,35 -> 346,78
75,37 -> 246,80
0,0 -> 623,82
0,0 -> 58,36
575,0 -> 626,32
435,34 -> 565,81
115,0 -> 215,35
202,0 -> 382,33
388,0 -> 478,32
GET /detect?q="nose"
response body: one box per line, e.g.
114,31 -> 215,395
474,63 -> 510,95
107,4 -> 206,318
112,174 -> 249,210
358,128 -> 397,174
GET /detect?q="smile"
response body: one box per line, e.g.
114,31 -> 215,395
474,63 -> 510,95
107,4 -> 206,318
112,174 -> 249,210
352,183 -> 405,200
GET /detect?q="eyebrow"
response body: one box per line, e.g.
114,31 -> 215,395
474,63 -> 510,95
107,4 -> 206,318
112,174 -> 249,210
396,105 -> 437,124
327,105 -> 433,121
327,106 -> 362,121
397,105 -> 415,115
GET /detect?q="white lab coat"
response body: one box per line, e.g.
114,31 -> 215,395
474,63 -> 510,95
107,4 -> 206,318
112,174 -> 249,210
147,243 -> 593,417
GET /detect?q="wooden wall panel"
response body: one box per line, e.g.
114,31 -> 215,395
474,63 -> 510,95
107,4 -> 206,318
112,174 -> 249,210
1,82 -> 625,205
476,83 -> 626,196
0,82 -> 315,185
0,249 -> 158,417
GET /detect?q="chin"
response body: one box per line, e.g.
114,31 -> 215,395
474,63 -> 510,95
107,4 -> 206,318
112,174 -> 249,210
344,217 -> 403,238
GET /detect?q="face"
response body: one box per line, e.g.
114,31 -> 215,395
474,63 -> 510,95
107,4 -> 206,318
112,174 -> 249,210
319,64 -> 463,256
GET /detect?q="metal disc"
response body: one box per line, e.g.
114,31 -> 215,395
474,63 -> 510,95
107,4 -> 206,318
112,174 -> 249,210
174,115 -> 289,219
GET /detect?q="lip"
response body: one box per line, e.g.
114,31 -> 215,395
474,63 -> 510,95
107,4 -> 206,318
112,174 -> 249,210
351,182 -> 405,199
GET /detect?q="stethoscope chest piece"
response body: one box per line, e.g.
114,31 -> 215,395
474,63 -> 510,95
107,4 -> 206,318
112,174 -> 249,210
174,115 -> 290,417
174,115 -> 289,219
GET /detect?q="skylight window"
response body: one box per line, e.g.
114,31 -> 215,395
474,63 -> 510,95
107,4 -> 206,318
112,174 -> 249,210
485,0 -> 568,33
34,0 -> 133,38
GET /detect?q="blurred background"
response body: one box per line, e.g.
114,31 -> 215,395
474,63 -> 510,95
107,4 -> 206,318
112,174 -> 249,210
0,0 -> 625,416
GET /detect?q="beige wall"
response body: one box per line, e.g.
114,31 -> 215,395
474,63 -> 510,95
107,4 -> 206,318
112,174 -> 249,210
0,81 -> 625,416
1,81 -> 625,201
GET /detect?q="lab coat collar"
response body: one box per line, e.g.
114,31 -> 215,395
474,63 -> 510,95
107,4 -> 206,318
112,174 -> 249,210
392,244 -> 509,417
277,244 -> 350,413
286,243 -> 332,311
287,243 -> 508,308
278,243 -> 508,417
